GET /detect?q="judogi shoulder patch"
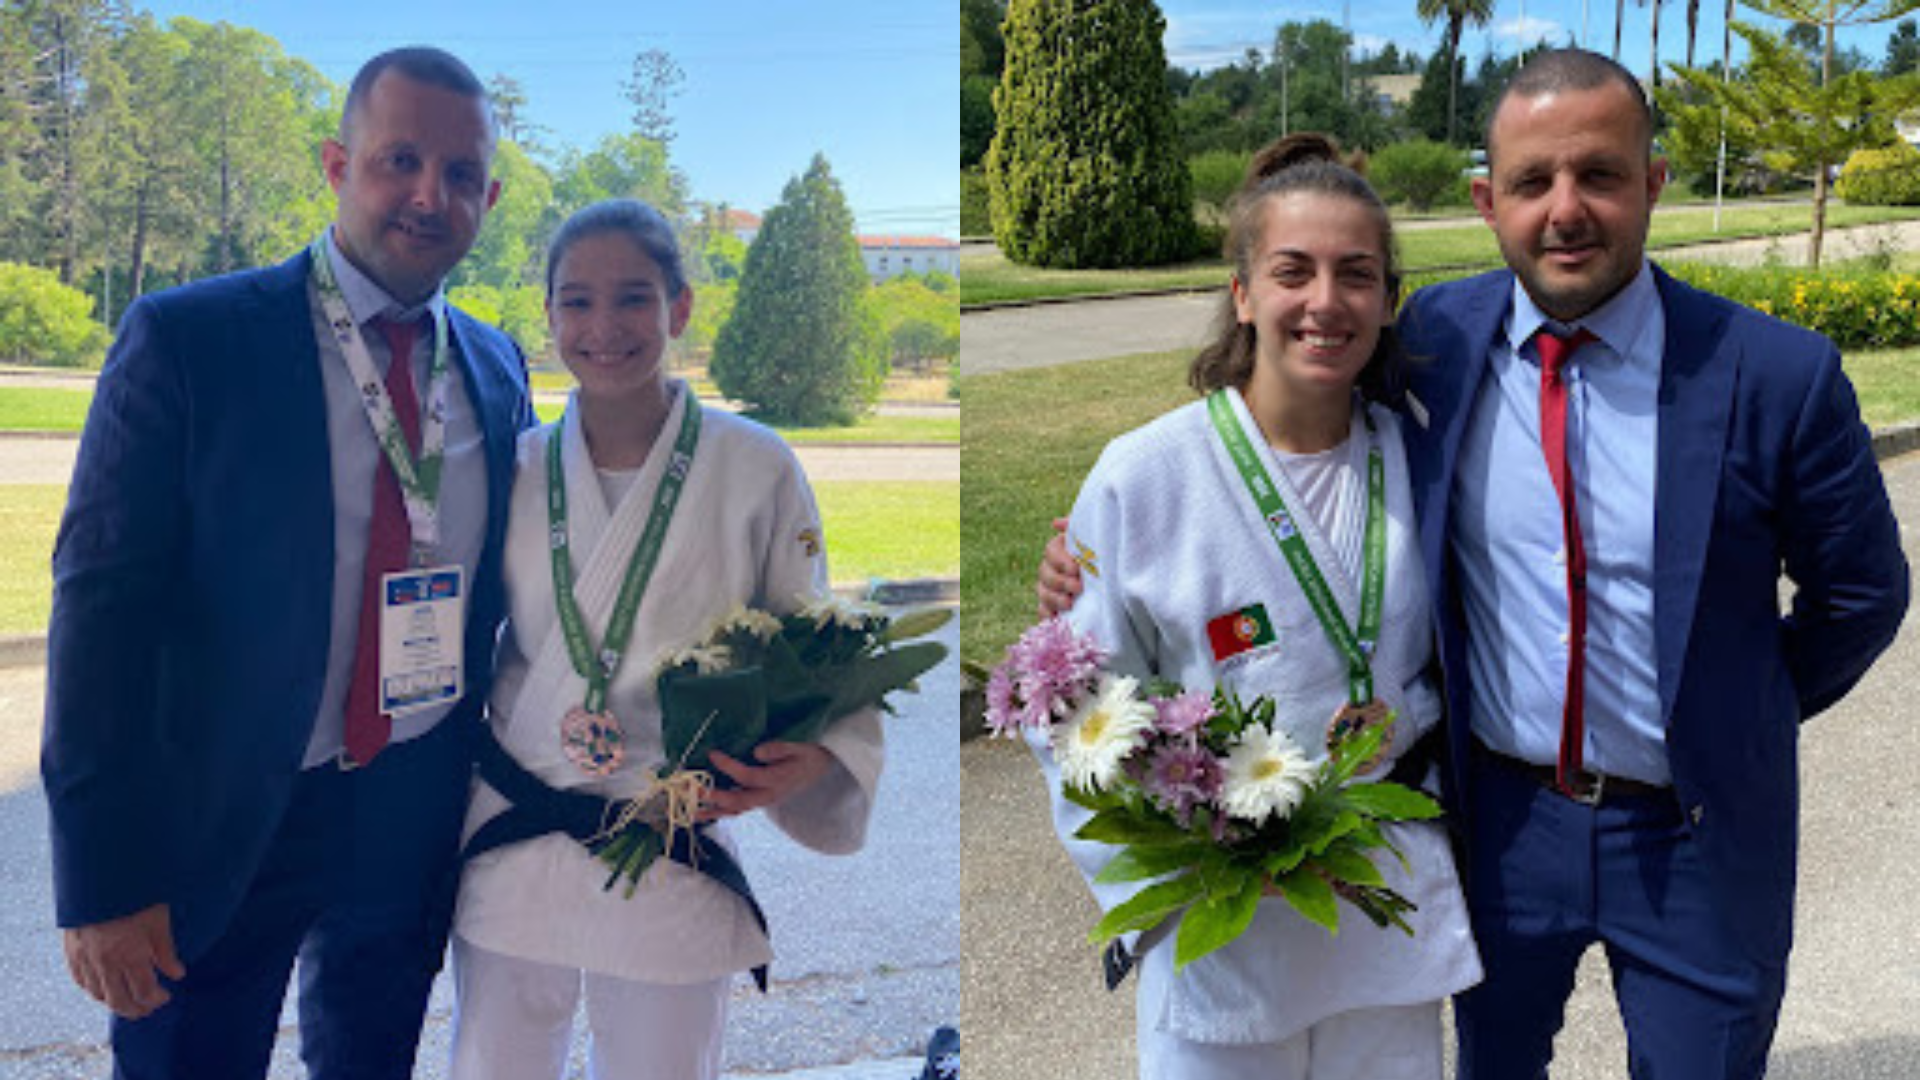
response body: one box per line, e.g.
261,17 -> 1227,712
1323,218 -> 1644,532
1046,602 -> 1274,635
1206,603 -> 1275,662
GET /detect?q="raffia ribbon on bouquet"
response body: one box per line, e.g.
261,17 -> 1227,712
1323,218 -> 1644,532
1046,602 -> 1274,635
590,708 -> 723,868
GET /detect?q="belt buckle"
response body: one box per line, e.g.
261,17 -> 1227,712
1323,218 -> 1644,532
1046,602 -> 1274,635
1566,769 -> 1606,806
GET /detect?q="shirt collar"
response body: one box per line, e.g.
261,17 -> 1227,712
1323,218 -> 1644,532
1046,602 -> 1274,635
1505,260 -> 1660,370
322,225 -> 445,328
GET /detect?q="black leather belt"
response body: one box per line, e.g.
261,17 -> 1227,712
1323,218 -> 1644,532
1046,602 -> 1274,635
1477,742 -> 1670,806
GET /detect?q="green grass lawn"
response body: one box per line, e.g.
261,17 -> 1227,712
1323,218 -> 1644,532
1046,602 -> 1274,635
529,398 -> 957,444
959,344 -> 1920,667
0,486 -> 63,635
815,480 -> 959,584
0,388 -> 91,432
0,480 -> 954,635
962,204 -> 1920,306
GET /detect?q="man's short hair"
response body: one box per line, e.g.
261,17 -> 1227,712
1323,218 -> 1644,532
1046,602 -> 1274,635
340,46 -> 494,145
1484,48 -> 1653,162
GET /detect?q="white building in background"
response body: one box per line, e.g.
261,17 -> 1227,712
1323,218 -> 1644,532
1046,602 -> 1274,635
858,235 -> 959,282
721,206 -> 958,281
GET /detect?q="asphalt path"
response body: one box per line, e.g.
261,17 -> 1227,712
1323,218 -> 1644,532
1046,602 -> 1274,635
0,615 -> 959,1078
961,450 -> 1920,1080
961,219 -> 1920,376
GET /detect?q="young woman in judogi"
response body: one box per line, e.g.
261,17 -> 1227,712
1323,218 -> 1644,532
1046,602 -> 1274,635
1034,136 -> 1480,1080
447,199 -> 882,1080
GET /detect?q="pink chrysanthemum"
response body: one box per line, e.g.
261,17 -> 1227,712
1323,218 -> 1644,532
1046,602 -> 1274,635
1005,617 -> 1107,724
1153,691 -> 1215,738
1145,743 -> 1224,822
983,664 -> 1020,736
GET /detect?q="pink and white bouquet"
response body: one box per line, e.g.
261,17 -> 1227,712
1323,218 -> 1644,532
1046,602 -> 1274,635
985,618 -> 1442,971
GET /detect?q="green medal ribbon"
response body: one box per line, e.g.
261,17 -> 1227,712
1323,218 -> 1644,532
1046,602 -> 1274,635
308,233 -> 453,564
548,397 -> 703,716
1206,390 -> 1386,705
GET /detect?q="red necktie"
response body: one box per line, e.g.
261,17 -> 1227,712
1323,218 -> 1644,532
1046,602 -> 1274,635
343,317 -> 423,767
1535,327 -> 1597,798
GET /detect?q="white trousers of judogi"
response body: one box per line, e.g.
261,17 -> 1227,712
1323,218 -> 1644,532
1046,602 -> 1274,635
448,934 -> 730,1080
1138,1000 -> 1442,1080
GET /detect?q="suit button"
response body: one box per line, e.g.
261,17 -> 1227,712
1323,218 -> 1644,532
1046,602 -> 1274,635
1690,805 -> 1705,825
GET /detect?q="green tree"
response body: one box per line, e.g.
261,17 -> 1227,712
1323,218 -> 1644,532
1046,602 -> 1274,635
1416,0 -> 1495,145
453,139 -> 550,291
1887,17 -> 1920,73
961,74 -> 996,166
870,273 -> 960,373
987,0 -> 1193,267
0,260 -> 110,366
623,48 -> 683,145
710,155 -> 884,425
1371,140 -> 1469,209
1660,21 -> 1920,265
551,132 -> 687,227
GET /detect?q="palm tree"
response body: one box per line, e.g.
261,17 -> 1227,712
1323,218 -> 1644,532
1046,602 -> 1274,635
1417,0 -> 1496,144
1685,0 -> 1703,67
1648,0 -> 1664,85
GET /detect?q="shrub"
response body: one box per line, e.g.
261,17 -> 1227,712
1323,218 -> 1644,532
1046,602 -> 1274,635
1369,141 -> 1470,212
986,0 -> 1194,268
0,263 -> 109,368
961,168 -> 991,237
1189,149 -> 1251,219
1836,143 -> 1920,206
1665,261 -> 1920,349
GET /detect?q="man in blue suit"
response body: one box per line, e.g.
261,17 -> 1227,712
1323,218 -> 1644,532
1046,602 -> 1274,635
43,47 -> 531,1078
1039,47 -> 1907,1080
1396,50 -> 1906,1078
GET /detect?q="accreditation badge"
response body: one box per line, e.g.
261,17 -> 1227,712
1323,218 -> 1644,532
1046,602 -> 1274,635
379,565 -> 465,716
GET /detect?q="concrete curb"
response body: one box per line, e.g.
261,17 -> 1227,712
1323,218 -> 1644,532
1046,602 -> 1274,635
0,580 -> 960,671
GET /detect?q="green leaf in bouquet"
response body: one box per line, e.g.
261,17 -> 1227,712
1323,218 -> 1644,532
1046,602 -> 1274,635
878,605 -> 952,643
1173,869 -> 1262,971
1261,837 -> 1311,879
1275,866 -> 1340,934
1314,845 -> 1386,889
1075,808 -> 1192,847
1093,842 -> 1212,884
823,640 -> 949,717
1341,781 -> 1444,822
1089,873 -> 1207,942
1305,809 -> 1364,857
658,667 -> 768,781
1326,719 -> 1391,787
1062,782 -> 1123,813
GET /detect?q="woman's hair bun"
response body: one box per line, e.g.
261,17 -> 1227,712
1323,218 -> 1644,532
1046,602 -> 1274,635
1243,133 -> 1367,188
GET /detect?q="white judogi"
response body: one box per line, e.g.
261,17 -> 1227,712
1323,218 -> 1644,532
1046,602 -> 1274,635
456,383 -> 883,985
1036,389 -> 1480,1062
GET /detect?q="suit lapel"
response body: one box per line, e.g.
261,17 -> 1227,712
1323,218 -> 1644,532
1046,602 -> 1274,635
1650,267 -> 1736,730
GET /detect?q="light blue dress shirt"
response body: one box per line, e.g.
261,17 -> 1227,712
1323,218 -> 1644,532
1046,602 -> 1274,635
1451,263 -> 1669,785
301,229 -> 489,768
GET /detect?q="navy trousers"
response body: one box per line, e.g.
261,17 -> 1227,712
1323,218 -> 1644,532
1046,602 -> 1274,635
110,718 -> 472,1080
1454,749 -> 1789,1080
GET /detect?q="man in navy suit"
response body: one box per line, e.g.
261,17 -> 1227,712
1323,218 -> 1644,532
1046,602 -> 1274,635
1041,48 -> 1907,1080
43,47 -> 531,1078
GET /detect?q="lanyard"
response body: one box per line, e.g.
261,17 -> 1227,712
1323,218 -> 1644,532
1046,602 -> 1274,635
1206,390 -> 1386,705
548,398 -> 703,715
308,234 -> 452,563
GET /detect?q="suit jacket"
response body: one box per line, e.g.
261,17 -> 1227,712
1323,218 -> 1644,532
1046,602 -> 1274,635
1398,265 -> 1909,962
42,250 -> 531,963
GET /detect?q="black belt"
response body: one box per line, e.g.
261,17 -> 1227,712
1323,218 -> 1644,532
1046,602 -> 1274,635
463,731 -> 770,991
1476,741 -> 1670,807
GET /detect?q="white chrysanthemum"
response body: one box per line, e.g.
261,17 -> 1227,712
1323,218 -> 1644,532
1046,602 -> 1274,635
1220,725 -> 1318,825
707,603 -> 784,643
797,593 -> 885,631
1053,674 -> 1156,792
654,642 -> 734,677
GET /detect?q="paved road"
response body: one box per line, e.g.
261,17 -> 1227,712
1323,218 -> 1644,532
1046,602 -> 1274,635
0,617 -> 959,1079
961,450 -> 1920,1080
961,219 -> 1920,376
0,436 -> 956,486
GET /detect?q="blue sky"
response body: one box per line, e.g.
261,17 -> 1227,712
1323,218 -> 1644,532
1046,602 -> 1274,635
142,0 -> 958,238
1161,0 -> 1908,80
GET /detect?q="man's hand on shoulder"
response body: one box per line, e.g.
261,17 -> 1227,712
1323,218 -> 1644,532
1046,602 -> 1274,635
1038,517 -> 1083,618
63,903 -> 184,1020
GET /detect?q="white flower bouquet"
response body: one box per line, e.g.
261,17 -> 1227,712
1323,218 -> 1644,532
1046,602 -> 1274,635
583,597 -> 951,893
984,617 -> 1442,971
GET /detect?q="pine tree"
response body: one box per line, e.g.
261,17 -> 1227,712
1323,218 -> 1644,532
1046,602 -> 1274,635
710,154 -> 883,426
985,0 -> 1194,268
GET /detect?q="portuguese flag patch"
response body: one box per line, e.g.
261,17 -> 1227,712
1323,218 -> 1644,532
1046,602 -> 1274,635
1207,603 -> 1276,662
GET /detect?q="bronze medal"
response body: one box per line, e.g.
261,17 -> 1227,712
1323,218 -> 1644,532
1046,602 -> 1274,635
561,706 -> 626,776
1327,699 -> 1395,772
